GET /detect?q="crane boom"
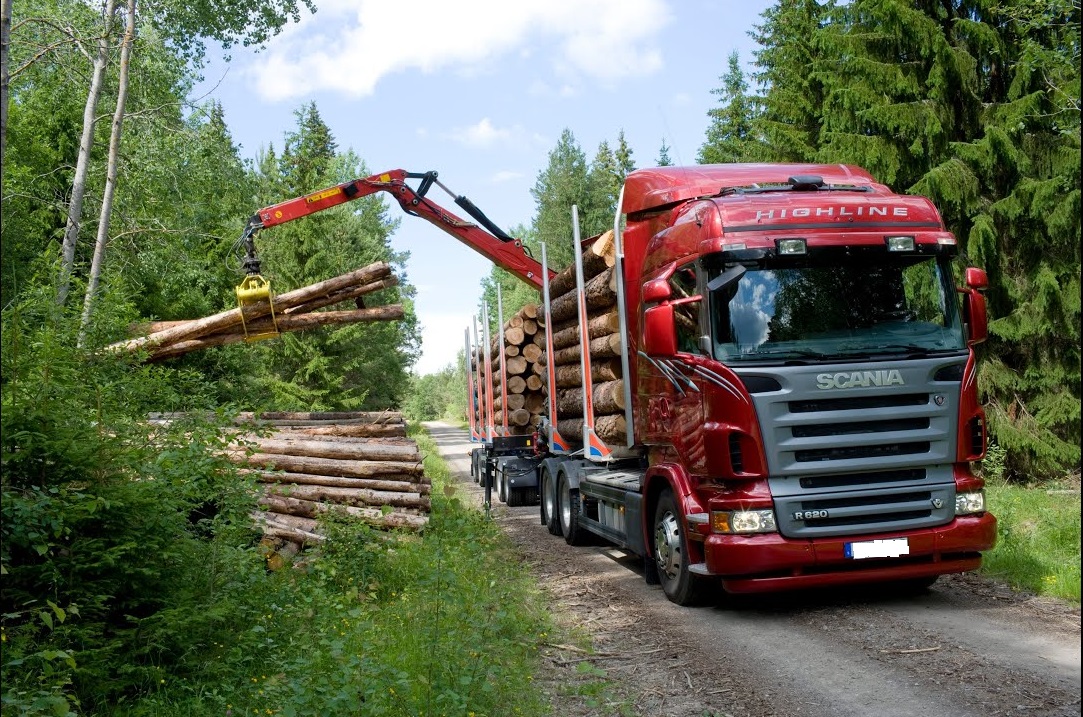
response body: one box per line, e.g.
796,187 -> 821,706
239,169 -> 549,289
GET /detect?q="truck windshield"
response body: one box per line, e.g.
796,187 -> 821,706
708,253 -> 966,363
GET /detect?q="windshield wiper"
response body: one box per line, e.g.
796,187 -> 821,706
860,344 -> 963,357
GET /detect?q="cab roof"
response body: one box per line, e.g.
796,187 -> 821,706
621,164 -> 883,215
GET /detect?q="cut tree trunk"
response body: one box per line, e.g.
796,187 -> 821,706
556,414 -> 627,444
264,483 -> 429,510
551,310 -> 621,350
258,495 -> 427,530
555,359 -> 622,388
495,393 -> 526,411
247,410 -> 402,423
240,437 -> 420,463
111,261 -> 393,353
251,470 -> 430,494
522,342 -> 543,363
228,451 -> 424,478
548,267 -> 617,324
504,326 -> 525,345
556,380 -> 626,417
504,355 -> 528,375
548,231 -> 615,298
525,375 -> 543,392
551,333 -> 623,366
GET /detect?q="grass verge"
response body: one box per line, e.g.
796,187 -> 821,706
981,477 -> 1081,602
101,426 -> 554,717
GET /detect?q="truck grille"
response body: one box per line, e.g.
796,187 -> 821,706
741,358 -> 965,538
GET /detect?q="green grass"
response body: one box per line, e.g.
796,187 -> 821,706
981,477 -> 1081,602
95,426 -> 555,717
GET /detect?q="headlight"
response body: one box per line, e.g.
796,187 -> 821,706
955,491 -> 985,515
711,509 -> 777,534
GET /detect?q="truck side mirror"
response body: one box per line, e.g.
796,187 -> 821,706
962,290 -> 988,346
642,277 -> 672,303
965,267 -> 988,290
642,304 -> 677,357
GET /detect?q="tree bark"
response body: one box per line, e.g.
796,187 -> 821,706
146,305 -> 404,361
551,310 -> 621,350
228,451 -> 424,478
0,0 -> 12,175
243,410 -> 403,423
555,359 -> 621,388
258,496 -> 427,530
110,261 -> 392,353
548,267 -> 617,324
251,470 -> 430,494
78,0 -> 136,345
264,483 -> 429,510
58,0 -> 120,307
282,275 -> 399,315
556,414 -> 627,444
551,333 -> 623,366
548,231 -> 615,298
276,423 -> 407,438
556,380 -> 626,417
241,436 -> 420,462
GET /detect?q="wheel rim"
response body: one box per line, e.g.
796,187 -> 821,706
543,472 -> 556,521
654,510 -> 682,581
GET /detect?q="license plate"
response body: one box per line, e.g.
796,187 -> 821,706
845,537 -> 909,559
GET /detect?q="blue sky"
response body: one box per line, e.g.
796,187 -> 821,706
196,0 -> 775,374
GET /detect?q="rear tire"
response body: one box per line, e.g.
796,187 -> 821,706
497,464 -> 508,504
541,468 -> 562,535
652,489 -> 702,606
559,473 -> 588,546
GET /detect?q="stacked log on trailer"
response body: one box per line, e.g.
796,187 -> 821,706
151,411 -> 428,558
485,303 -> 548,435
112,261 -> 403,362
544,230 -> 628,446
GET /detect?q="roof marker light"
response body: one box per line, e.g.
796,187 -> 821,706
776,238 -> 807,255
886,235 -> 916,252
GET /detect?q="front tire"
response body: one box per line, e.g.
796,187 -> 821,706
652,489 -> 701,606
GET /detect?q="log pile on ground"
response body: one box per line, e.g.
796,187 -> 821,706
544,231 -> 627,446
113,261 -> 403,362
152,411 -> 427,558
474,303 -> 547,436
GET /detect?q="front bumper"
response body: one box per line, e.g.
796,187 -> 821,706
700,513 -> 997,594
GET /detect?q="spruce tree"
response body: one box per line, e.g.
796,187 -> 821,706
752,0 -> 1081,478
529,128 -> 592,271
657,138 -> 673,166
698,51 -> 760,164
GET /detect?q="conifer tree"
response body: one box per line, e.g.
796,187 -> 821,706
698,51 -> 760,164
657,138 -> 673,166
529,128 -> 592,272
752,0 -> 1081,477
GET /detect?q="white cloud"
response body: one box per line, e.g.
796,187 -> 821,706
248,0 -> 672,101
448,118 -> 513,148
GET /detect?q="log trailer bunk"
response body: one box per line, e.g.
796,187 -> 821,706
240,164 -> 997,605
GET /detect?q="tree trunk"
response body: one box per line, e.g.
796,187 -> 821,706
504,326 -> 525,345
551,310 -> 621,350
1,0 -> 12,174
495,393 -> 526,411
555,359 -> 621,388
241,436 -> 420,462
241,410 -> 402,423
78,0 -> 136,345
258,496 -> 427,530
228,451 -> 424,478
508,408 -> 531,427
556,380 -> 626,417
556,414 -> 627,444
548,231 -> 615,298
276,423 -> 406,437
525,374 -> 543,392
282,275 -> 399,315
251,470 -> 430,494
551,333 -> 623,366
58,0 -> 119,307
521,303 -> 539,319
503,355 -> 528,375
264,483 -> 429,510
548,267 -> 617,324
146,305 -> 403,361
110,261 -> 392,353
521,342 -> 543,363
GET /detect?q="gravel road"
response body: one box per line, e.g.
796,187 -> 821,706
423,422 -> 1081,717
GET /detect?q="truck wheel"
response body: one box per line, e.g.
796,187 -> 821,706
559,473 -> 587,546
507,483 -> 523,507
497,465 -> 508,504
541,468 -> 562,535
652,490 -> 702,606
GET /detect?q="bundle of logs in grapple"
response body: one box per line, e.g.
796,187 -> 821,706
110,261 -> 403,361
149,410 -> 427,560
545,230 -> 627,446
